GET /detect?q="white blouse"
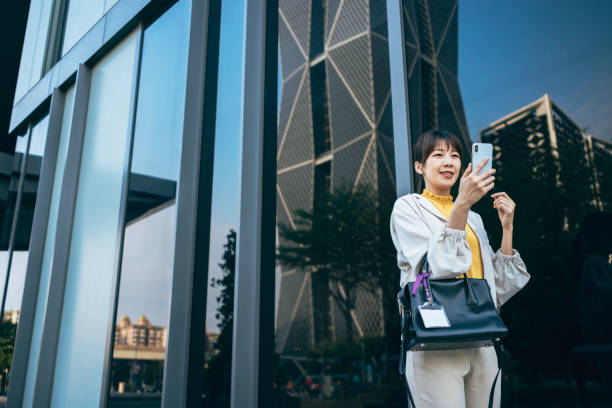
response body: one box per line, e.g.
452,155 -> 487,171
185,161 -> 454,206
390,193 -> 530,307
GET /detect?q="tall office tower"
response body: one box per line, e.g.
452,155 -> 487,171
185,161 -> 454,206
585,135 -> 612,213
480,94 -> 612,254
276,0 -> 470,354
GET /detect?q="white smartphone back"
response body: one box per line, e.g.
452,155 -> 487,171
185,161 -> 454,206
471,143 -> 493,176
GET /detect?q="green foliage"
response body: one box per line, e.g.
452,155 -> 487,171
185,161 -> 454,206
0,321 -> 16,372
277,185 -> 397,342
203,229 -> 236,399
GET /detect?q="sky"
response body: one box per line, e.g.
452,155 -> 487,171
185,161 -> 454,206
459,0 -> 612,142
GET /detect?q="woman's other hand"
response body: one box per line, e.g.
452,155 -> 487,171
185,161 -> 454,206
491,192 -> 515,230
455,158 -> 496,209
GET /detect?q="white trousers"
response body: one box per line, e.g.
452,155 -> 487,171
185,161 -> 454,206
404,347 -> 501,408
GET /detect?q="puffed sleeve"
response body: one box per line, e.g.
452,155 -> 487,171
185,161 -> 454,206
476,215 -> 530,306
491,248 -> 530,306
390,196 -> 472,287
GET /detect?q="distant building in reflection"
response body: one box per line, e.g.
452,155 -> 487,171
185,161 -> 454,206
3,310 -> 19,324
480,94 -> 612,234
276,0 -> 470,353
115,315 -> 167,352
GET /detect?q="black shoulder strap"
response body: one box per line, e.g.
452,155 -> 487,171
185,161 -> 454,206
404,373 -> 416,407
488,369 -> 501,408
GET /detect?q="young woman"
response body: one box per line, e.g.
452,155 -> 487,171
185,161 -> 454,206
390,130 -> 530,408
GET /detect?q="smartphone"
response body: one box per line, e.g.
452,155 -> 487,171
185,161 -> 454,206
471,143 -> 493,176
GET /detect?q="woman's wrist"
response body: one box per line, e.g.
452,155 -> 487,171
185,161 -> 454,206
453,197 -> 471,212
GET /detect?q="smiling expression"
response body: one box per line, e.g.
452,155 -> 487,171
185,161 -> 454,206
415,143 -> 462,196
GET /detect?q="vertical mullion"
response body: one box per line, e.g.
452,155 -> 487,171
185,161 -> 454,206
0,123 -> 32,319
230,0 -> 278,406
258,0 -> 278,406
387,0 -> 414,196
32,64 -> 92,408
98,24 -> 144,408
161,0 -> 221,406
42,0 -> 69,73
6,88 -> 66,408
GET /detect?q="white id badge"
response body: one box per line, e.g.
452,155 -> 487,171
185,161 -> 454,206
418,303 -> 451,328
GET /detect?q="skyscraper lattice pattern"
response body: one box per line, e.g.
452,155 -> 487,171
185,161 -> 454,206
276,0 -> 470,354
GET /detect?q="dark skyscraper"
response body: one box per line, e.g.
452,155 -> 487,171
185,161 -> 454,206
276,0 -> 470,353
480,94 -> 612,235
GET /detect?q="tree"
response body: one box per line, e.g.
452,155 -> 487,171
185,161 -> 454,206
0,321 -> 17,395
277,185 -> 393,342
204,229 -> 236,402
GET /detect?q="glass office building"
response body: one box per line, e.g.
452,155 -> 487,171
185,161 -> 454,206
1,0 -> 611,407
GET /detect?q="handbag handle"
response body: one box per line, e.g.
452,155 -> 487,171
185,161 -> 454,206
416,254 -> 479,306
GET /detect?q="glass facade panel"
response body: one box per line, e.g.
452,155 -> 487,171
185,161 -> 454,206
202,0 -> 244,405
0,115 -> 49,397
274,0 -> 399,405
459,2 -> 612,406
3,0 -> 612,406
62,0 -> 118,56
108,0 -> 189,402
23,86 -> 75,408
13,0 -> 53,103
51,30 -> 139,407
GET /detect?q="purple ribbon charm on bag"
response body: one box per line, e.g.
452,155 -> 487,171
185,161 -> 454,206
412,273 -> 433,304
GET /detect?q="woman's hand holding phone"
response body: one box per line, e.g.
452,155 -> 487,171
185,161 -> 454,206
455,158 -> 496,209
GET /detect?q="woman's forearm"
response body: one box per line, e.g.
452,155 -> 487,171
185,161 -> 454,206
500,227 -> 513,255
446,201 -> 470,230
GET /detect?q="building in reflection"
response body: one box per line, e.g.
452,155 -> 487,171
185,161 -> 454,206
276,0 -> 470,353
3,310 -> 19,324
115,315 -> 167,349
585,135 -> 612,213
479,94 -> 612,392
480,94 -> 612,235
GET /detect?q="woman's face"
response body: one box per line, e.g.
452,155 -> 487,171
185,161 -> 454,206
415,142 -> 461,195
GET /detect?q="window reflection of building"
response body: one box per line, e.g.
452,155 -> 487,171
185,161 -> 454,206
276,0 -> 470,354
479,94 -> 612,394
0,116 -> 48,398
115,315 -> 167,349
3,310 -> 19,324
480,94 -> 612,234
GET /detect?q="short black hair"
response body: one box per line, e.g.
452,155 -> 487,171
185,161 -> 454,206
414,129 -> 464,193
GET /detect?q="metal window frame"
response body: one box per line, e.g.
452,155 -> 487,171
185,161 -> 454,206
42,0 -> 70,74
99,24 -> 144,408
10,0 -> 175,136
5,0 -> 226,405
6,87 -> 67,408
0,123 -> 32,320
387,0 -> 414,196
162,0 -> 222,406
230,0 -> 278,407
30,63 -> 92,408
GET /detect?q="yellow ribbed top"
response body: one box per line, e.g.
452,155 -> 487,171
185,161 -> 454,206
421,189 -> 484,279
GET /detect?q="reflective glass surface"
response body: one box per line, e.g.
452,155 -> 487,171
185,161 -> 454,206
23,86 -> 75,408
0,115 -> 49,397
202,0 -> 244,405
262,1 -> 611,407
108,0 -> 189,402
13,0 -> 53,102
273,0 -> 399,406
62,0 -> 119,56
51,30 -> 139,407
460,1 -> 612,406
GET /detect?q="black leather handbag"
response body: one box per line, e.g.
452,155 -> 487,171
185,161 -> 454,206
398,254 -> 508,354
397,254 -> 507,407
